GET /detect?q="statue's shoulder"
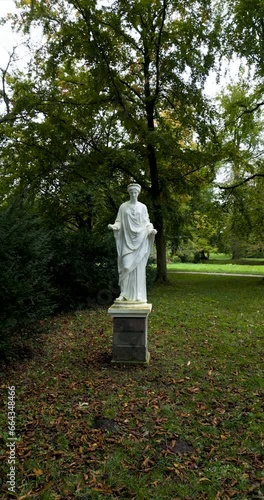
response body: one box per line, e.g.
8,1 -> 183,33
119,201 -> 130,209
138,201 -> 147,210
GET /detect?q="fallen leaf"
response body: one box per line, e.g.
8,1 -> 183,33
33,468 -> 43,476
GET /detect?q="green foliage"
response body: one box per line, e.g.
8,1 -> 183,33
225,0 -> 264,76
0,203 -> 120,359
2,0 -> 263,278
175,240 -> 197,263
168,186 -> 221,261
49,228 -> 119,311
0,196 -> 156,359
0,0 -> 224,282
214,77 -> 264,257
0,205 -> 55,355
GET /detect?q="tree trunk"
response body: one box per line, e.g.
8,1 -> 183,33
147,143 -> 168,282
143,45 -> 168,282
155,216 -> 168,282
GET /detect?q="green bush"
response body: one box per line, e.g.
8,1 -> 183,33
0,206 -> 56,357
169,255 -> 181,263
0,206 -> 119,358
175,241 -> 196,262
50,230 -> 155,308
49,229 -> 119,310
0,204 -> 156,359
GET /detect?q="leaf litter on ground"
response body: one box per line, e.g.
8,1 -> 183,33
0,274 -> 263,499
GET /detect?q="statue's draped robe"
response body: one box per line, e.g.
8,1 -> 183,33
113,201 -> 155,301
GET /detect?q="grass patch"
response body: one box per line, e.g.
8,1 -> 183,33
167,259 -> 264,275
210,253 -> 264,264
1,274 -> 263,499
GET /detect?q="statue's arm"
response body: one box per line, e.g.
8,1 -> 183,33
108,223 -> 120,231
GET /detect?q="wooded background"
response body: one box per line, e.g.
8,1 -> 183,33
0,0 -> 263,343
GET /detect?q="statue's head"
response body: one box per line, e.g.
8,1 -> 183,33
127,183 -> 141,194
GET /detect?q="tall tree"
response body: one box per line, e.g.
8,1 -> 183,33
216,78 -> 264,257
224,0 -> 264,120
2,0 -> 222,280
225,0 -> 264,76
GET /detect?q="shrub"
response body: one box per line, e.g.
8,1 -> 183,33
0,204 -> 156,359
176,241 -> 196,263
0,206 -> 56,358
0,206 -> 120,358
50,229 -> 156,308
49,228 -> 119,310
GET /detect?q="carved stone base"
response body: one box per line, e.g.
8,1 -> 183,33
108,302 -> 152,364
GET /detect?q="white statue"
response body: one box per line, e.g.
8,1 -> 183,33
108,184 -> 157,302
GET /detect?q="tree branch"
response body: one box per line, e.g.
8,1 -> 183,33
238,101 -> 264,118
0,46 -> 19,120
99,19 -> 144,55
155,0 -> 167,97
118,78 -> 143,101
110,161 -> 150,192
217,173 -> 264,190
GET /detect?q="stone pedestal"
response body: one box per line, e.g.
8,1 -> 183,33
108,302 -> 152,364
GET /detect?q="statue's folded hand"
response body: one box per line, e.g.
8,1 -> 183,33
108,224 -> 119,231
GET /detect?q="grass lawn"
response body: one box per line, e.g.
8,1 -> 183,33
167,255 -> 264,275
1,274 -> 263,499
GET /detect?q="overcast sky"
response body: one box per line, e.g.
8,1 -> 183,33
0,0 -> 20,64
